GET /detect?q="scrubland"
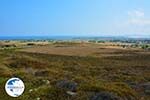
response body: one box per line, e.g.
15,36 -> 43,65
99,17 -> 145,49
0,42 -> 150,100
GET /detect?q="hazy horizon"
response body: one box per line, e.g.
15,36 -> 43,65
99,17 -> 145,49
0,35 -> 150,40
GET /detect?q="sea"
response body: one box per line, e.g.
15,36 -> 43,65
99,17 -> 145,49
0,36 -> 150,41
0,36 -> 76,40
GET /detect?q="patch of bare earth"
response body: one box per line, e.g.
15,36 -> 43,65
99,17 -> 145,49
20,43 -> 145,57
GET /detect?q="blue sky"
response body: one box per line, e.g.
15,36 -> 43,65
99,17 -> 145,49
0,0 -> 150,36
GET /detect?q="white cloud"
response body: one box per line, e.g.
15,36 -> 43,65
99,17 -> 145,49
128,9 -> 144,18
112,9 -> 150,35
128,18 -> 150,25
127,9 -> 150,26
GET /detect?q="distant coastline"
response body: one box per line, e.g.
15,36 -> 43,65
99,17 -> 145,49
0,35 -> 150,40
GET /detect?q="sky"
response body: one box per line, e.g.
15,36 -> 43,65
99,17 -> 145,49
0,0 -> 150,37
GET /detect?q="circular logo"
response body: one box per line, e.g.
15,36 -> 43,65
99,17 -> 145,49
5,77 -> 25,97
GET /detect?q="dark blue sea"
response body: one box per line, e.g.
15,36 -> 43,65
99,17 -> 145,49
0,36 -> 76,40
0,36 -> 150,41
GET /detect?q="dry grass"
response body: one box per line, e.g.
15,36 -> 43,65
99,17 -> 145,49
0,42 -> 149,100
20,42 -> 145,57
